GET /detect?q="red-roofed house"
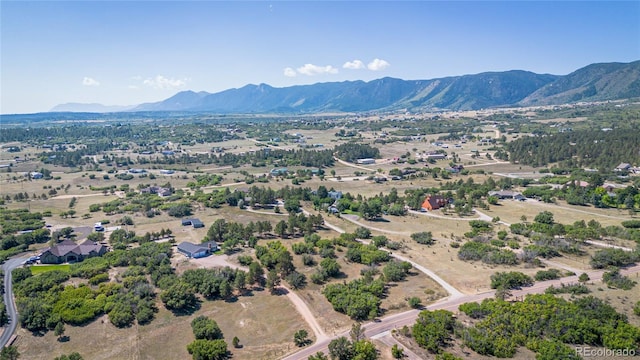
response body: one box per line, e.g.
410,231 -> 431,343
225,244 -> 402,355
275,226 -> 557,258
421,195 -> 447,211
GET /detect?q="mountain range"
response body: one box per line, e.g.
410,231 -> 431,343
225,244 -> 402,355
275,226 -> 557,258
53,61 -> 640,114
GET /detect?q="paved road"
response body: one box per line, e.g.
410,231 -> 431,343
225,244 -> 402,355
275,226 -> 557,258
0,256 -> 30,347
283,264 -> 640,360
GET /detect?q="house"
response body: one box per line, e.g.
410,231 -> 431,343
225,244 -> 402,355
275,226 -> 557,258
177,241 -> 218,258
161,150 -> 175,156
356,158 -> 376,165
328,191 -> 343,200
488,190 -> 520,199
421,195 -> 447,211
181,218 -> 204,228
514,194 -> 527,202
141,186 -> 172,197
565,180 -> 590,188
615,163 -> 632,172
30,172 -> 43,179
39,239 -> 107,264
270,167 -> 288,176
416,151 -> 447,161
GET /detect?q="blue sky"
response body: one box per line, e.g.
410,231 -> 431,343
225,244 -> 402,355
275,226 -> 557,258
1,1 -> 639,114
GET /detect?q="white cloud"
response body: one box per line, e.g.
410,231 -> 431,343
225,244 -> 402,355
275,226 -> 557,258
82,77 -> 100,87
283,67 -> 297,77
296,63 -> 339,76
343,60 -> 365,70
143,75 -> 188,90
367,58 -> 390,71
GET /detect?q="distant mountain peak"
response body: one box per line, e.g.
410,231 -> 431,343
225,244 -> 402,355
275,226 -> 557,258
52,61 -> 640,114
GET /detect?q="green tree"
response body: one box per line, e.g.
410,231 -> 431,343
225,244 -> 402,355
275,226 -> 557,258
275,220 -> 287,238
186,339 -> 228,360
534,339 -> 581,360
248,262 -> 264,287
534,211 -> 554,225
266,269 -> 281,294
191,316 -> 224,340
408,297 -> 422,309
286,271 -> 307,290
352,339 -> 378,360
354,227 -> 371,239
54,321 -> 66,341
391,344 -> 404,359
294,329 -> 309,347
328,337 -> 354,360
411,231 -> 435,245
319,258 -> 341,278
350,322 -> 365,342
309,352 -> 329,360
0,346 -> 19,360
578,273 -> 590,283
412,310 -> 455,353
232,336 -> 240,348
161,282 -> 198,311
53,353 -> 83,360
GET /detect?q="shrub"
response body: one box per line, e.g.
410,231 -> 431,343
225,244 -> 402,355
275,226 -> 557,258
408,297 -> 422,309
383,261 -> 411,282
545,283 -> 590,295
490,272 -> 533,290
237,255 -> 253,266
534,269 -> 562,281
191,316 -> 223,340
411,231 -> 435,245
603,268 -> 637,290
89,273 -> 109,285
590,248 -> 639,269
621,220 -> 640,229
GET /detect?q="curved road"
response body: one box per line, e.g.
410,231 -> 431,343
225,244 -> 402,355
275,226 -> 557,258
0,256 -> 29,347
283,264 -> 640,359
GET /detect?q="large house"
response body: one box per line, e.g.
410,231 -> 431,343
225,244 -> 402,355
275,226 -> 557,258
421,195 -> 447,211
40,239 -> 108,264
488,190 -> 521,199
615,163 -> 632,172
140,186 -> 172,197
177,241 -> 218,258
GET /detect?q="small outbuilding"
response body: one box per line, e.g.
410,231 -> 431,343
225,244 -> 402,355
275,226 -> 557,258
181,218 -> 204,228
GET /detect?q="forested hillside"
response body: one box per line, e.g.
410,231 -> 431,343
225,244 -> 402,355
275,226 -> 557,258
506,128 -> 640,169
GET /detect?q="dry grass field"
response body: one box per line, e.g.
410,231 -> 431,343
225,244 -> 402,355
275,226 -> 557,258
2,122 -> 639,360
14,288 -> 311,360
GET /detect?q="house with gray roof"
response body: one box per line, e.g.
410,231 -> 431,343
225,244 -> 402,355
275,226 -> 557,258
39,239 -> 107,264
177,241 -> 218,258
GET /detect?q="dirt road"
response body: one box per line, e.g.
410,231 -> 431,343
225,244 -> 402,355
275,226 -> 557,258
190,254 -> 328,342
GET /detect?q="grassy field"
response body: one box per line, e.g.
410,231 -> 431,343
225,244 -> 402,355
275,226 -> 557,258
30,264 -> 70,275
14,285 -> 312,360
3,125 -> 639,359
